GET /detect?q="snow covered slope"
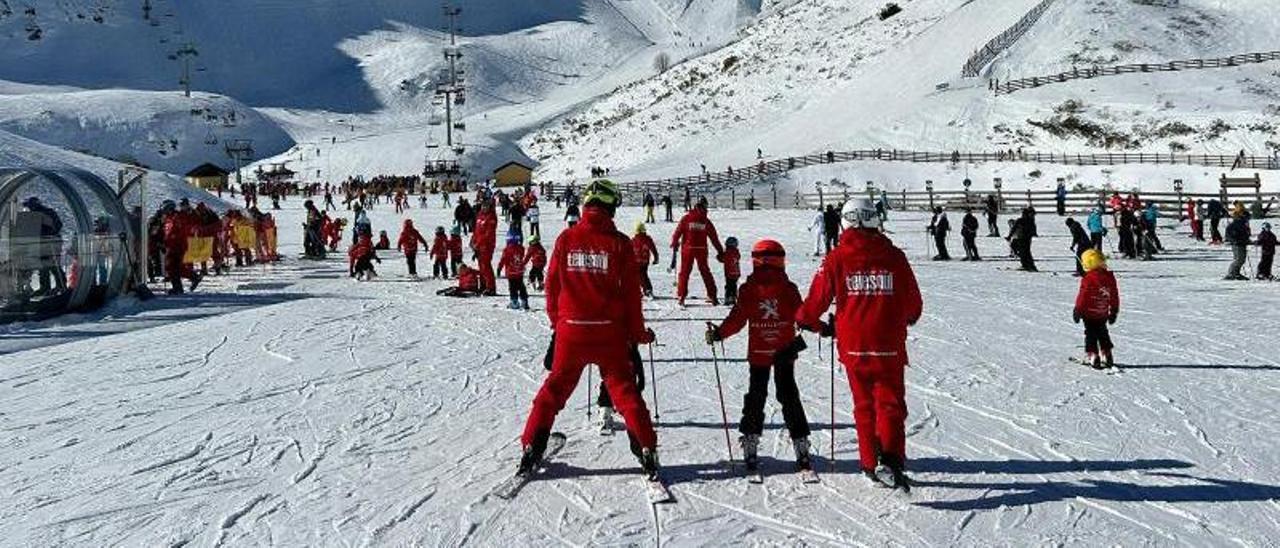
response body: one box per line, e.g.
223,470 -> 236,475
1,202 -> 1278,545
526,0 -> 1280,182
0,88 -> 293,174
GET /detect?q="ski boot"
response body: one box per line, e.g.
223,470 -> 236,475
1103,350 -> 1115,369
740,434 -> 760,472
521,298 -> 530,311
598,406 -> 615,434
881,454 -> 912,493
189,273 -> 203,292
639,448 -> 661,482
516,431 -> 551,477
793,437 -> 813,471
1086,352 -> 1101,370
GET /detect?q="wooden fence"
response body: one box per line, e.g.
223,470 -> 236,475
962,0 -> 1056,77
994,51 -> 1280,95
543,148 -> 1280,205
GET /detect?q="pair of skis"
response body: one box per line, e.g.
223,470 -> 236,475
745,463 -> 820,485
492,432 -> 674,505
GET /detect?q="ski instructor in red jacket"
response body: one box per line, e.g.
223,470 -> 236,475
471,200 -> 499,295
796,197 -> 922,492
671,197 -> 725,306
517,180 -> 661,480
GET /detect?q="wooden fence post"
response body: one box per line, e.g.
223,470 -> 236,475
731,188 -> 736,210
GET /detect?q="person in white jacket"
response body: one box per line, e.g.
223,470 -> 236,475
808,206 -> 825,256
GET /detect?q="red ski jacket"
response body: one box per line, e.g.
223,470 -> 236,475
472,207 -> 498,254
448,235 -> 463,260
1075,268 -> 1119,321
632,233 -> 659,266
717,267 -> 802,367
527,243 -> 547,269
546,206 -> 648,345
458,267 -> 481,291
163,210 -> 194,248
671,208 -> 724,254
797,229 -> 922,367
498,243 -> 527,278
722,247 -> 741,279
397,222 -> 427,255
430,234 -> 449,260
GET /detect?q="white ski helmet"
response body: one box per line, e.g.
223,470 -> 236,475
841,197 -> 881,230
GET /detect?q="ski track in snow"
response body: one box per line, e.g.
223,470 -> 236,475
1,202 -> 1278,545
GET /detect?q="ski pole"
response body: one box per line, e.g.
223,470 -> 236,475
828,313 -> 836,472
648,342 -> 660,420
587,366 -> 593,421
709,333 -> 735,466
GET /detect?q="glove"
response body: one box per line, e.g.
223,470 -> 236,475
715,252 -> 724,262
652,259 -> 659,266
704,324 -> 722,345
817,320 -> 835,338
774,335 -> 808,364
542,333 -> 556,371
637,328 -> 656,345
1072,309 -> 1081,324
375,258 -> 382,264
1108,312 -> 1117,325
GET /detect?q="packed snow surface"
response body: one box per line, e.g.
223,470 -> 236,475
2,202 -> 1278,545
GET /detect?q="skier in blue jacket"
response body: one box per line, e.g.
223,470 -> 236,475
1087,206 -> 1106,250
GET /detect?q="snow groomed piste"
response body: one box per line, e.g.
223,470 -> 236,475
2,181 -> 1278,546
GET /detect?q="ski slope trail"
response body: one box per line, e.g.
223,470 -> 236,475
1,202 -> 1278,545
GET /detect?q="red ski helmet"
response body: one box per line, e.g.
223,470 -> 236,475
751,239 -> 786,269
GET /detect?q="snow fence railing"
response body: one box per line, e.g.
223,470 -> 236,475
546,149 -> 1280,206
961,0 -> 1056,78
993,51 -> 1280,95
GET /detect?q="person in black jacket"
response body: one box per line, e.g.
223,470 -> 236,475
22,197 -> 68,296
928,207 -> 951,260
1224,210 -> 1252,280
1207,199 -> 1226,244
1008,207 -> 1038,271
454,199 -> 473,235
822,205 -> 840,253
1256,222 -> 1276,280
961,208 -> 981,261
1066,217 -> 1091,276
661,193 -> 674,222
985,194 -> 1001,237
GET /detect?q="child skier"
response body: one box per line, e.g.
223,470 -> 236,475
721,236 -> 741,306
349,233 -> 381,281
1073,249 -> 1120,369
397,219 -> 429,278
526,234 -> 547,291
375,230 -> 391,250
705,239 -> 813,474
437,264 -> 484,297
632,222 -> 660,298
498,232 -> 529,310
448,225 -> 464,278
429,226 -> 450,279
1257,222 -> 1276,280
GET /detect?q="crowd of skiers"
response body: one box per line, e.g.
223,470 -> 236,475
145,198 -> 280,295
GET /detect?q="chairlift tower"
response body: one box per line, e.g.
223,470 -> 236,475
224,139 -> 254,190
176,43 -> 199,97
427,2 -> 467,172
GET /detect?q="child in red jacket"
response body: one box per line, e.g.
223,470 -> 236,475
526,234 -> 548,290
448,225 -> 464,278
1074,249 -> 1120,369
437,264 -> 483,297
706,239 -> 813,473
498,232 -> 529,310
429,226 -> 450,279
632,222 -> 660,298
349,234 -> 381,280
397,219 -> 429,278
720,236 -> 742,306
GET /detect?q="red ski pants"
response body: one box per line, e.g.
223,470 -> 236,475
522,340 -> 657,449
845,360 -> 907,471
677,248 -> 716,301
476,248 -> 495,292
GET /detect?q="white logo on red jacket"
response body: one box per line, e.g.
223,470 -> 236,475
567,251 -> 609,272
845,271 -> 894,295
759,299 -> 780,320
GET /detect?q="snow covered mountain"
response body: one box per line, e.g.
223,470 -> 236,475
0,0 -> 1276,187
525,0 -> 1280,182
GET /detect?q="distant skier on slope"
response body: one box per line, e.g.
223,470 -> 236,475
704,239 -> 814,475
1256,222 -> 1276,280
796,198 -> 922,492
960,207 -> 981,261
396,219 -> 428,278
514,180 -> 661,482
632,223 -> 660,298
721,237 -> 741,306
1066,218 -> 1091,277
472,200 -> 499,295
671,197 -> 725,307
1073,249 -> 1120,369
808,206 -> 825,256
928,207 -> 950,261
